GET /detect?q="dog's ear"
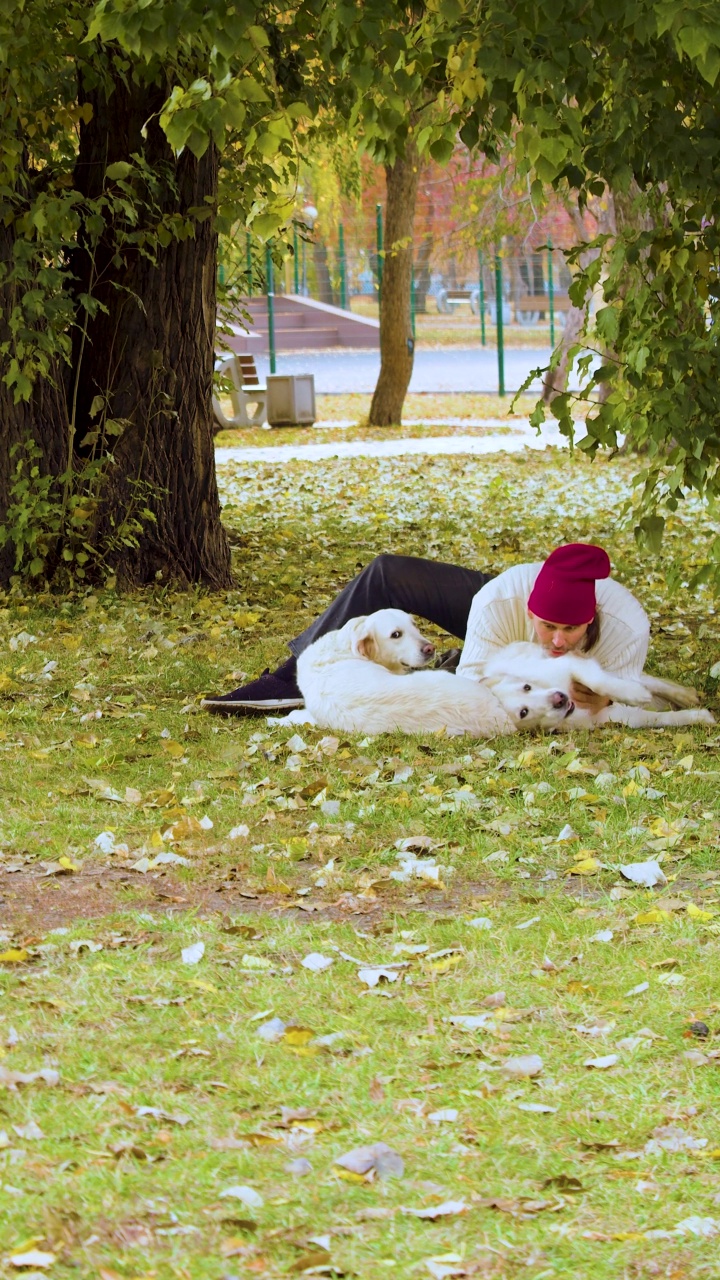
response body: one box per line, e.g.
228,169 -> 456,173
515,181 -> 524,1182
355,632 -> 378,661
349,617 -> 377,661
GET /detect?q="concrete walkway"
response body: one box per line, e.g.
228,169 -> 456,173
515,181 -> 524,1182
254,346 -> 557,394
215,418 -> 579,466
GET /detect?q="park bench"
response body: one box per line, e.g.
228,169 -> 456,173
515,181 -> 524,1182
212,354 -> 267,430
435,286 -> 481,314
515,293 -> 572,324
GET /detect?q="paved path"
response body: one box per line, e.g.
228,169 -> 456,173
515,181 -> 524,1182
215,418 -> 579,466
254,346 -> 560,394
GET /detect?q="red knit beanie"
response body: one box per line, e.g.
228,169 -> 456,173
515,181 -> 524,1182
527,543 -> 611,626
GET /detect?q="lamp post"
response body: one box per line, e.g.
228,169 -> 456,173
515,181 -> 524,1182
495,253 -> 505,397
265,243 -> 276,375
338,223 -> 348,310
301,204 -> 318,297
547,236 -> 555,348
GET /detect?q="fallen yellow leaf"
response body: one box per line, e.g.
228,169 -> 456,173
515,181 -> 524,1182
634,909 -> 671,926
283,1027 -> 315,1047
687,903 -> 714,922
334,1166 -> 367,1183
567,857 -> 601,876
424,954 -> 463,974
0,949 -> 29,963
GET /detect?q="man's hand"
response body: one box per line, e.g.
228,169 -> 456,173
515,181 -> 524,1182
570,680 -> 611,715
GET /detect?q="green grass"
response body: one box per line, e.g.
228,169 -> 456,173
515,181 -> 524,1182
1,446 -> 720,1277
214,392 -> 540,450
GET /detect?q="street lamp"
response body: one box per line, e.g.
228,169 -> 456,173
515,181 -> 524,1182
301,204 -> 318,296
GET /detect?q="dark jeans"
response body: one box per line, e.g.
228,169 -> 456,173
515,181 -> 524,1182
289,554 -> 494,657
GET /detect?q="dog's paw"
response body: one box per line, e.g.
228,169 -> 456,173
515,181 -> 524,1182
268,709 -> 317,727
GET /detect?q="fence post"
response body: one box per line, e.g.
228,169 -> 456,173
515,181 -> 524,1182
293,225 -> 299,294
265,243 -> 276,375
246,232 -> 253,297
338,223 -> 348,310
478,248 -> 486,347
495,253 -> 505,397
375,202 -> 383,307
548,236 -> 555,348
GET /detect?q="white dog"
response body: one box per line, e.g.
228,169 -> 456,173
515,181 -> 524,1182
485,642 -> 715,730
295,610 -> 714,736
296,608 -> 518,735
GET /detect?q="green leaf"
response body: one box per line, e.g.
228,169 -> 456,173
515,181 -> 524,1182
105,161 -> 132,181
429,136 -> 455,164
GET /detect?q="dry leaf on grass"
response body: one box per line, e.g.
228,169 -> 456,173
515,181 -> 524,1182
334,1140 -> 404,1182
428,1109 -> 459,1124
12,1120 -> 44,1140
626,981 -> 649,997
619,859 -> 667,888
181,941 -> 205,965
135,1106 -> 190,1126
302,953 -> 334,972
502,1054 -> 543,1078
357,966 -> 402,988
8,1251 -> 56,1270
477,1196 -> 564,1217
0,1066 -> 59,1090
219,1185 -> 264,1208
402,1200 -> 467,1219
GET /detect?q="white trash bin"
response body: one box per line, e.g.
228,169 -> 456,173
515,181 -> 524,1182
266,374 -> 316,427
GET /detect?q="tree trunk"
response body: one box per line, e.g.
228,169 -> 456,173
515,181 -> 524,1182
69,62 -> 231,588
542,305 -> 585,402
369,142 -> 420,426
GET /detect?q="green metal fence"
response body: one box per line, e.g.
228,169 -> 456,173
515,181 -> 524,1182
225,221 -> 577,393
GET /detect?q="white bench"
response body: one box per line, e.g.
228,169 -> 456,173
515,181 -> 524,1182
212,354 -> 267,430
435,287 -> 481,315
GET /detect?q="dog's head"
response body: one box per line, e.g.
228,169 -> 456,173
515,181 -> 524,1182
483,650 -> 578,730
350,609 -> 435,673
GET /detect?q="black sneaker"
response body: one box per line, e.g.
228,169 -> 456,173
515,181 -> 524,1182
201,666 -> 304,715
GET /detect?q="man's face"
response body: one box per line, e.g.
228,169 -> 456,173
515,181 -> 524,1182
528,610 -> 590,656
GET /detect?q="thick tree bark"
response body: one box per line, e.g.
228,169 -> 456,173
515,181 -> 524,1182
369,142 -> 420,426
70,63 -> 231,588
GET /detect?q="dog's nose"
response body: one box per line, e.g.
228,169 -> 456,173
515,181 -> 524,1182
422,643 -> 435,658
551,691 -> 568,708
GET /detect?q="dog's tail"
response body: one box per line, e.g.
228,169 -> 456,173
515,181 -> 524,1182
642,674 -> 701,710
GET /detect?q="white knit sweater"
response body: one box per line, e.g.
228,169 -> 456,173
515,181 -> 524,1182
457,562 -> 650,681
